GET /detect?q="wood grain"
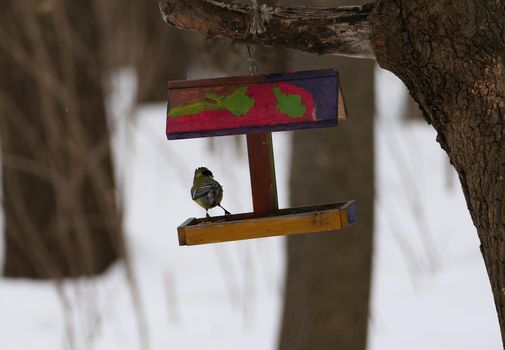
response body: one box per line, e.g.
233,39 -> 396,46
247,132 -> 278,216
177,201 -> 357,246
338,86 -> 348,120
177,218 -> 196,245
158,0 -> 374,58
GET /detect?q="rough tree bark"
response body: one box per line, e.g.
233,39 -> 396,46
159,0 -> 373,57
0,1 -> 121,278
157,0 -> 505,345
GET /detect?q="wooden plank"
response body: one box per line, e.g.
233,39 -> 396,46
247,133 -> 278,216
187,201 -> 355,224
176,201 -> 357,246
185,209 -> 342,245
166,69 -> 345,139
177,217 -> 196,245
338,85 -> 348,120
167,69 -> 336,90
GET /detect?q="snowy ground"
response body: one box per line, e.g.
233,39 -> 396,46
0,68 -> 501,349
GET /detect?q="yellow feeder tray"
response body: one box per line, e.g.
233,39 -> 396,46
177,201 -> 357,246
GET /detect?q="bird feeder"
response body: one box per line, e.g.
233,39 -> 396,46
165,69 -> 357,246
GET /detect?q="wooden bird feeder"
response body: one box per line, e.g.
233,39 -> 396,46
165,69 -> 357,246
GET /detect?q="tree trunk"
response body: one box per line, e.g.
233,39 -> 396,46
278,52 -> 374,349
370,0 -> 505,344
0,1 -> 121,278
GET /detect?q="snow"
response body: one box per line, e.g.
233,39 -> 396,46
0,67 -> 501,349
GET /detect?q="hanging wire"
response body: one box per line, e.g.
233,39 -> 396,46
246,44 -> 258,76
243,0 -> 268,76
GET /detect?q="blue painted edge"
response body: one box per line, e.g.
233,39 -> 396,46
166,119 -> 337,140
167,69 -> 337,89
342,200 -> 358,224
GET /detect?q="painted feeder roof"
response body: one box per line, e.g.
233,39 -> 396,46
166,69 -> 347,140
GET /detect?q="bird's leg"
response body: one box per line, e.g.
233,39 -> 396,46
219,205 -> 231,216
206,210 -> 210,219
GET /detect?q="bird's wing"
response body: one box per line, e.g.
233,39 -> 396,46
191,181 -> 221,200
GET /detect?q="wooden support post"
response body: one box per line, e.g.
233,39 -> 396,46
246,133 -> 278,216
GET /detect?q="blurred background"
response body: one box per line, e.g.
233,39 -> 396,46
0,0 -> 501,349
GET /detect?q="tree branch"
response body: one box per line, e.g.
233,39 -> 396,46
158,0 -> 374,58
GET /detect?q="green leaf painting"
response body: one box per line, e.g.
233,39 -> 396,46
168,84 -> 308,119
220,87 -> 255,116
168,100 -> 221,117
168,87 -> 254,117
272,86 -> 306,118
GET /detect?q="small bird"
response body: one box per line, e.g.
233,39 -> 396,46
191,167 -> 231,218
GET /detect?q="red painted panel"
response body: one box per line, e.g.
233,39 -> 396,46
168,83 -> 316,133
166,69 -> 342,139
